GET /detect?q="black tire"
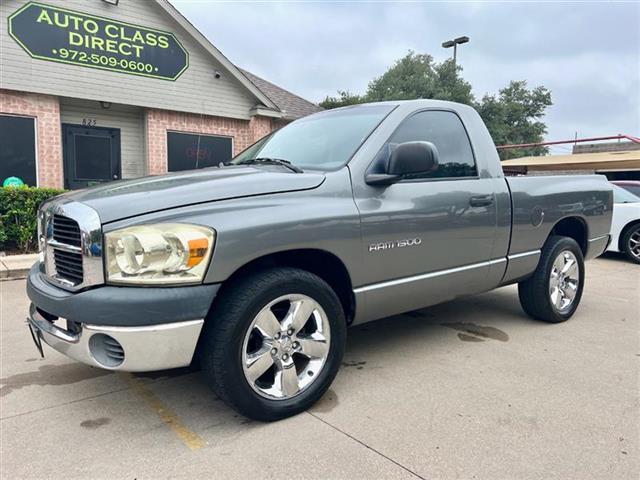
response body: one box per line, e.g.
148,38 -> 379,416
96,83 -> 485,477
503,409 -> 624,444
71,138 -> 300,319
621,223 -> 640,264
199,267 -> 346,421
518,236 -> 585,323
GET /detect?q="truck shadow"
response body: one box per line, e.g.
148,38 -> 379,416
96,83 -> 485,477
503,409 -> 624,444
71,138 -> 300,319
345,286 -> 524,354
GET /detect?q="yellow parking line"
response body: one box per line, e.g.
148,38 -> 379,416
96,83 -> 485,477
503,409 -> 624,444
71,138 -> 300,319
124,374 -> 206,451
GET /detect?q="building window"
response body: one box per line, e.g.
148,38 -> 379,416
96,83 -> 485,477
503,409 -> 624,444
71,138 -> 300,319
0,115 -> 37,186
167,132 -> 233,172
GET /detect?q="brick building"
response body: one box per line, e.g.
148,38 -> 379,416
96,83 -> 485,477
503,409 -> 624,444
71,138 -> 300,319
0,0 -> 321,189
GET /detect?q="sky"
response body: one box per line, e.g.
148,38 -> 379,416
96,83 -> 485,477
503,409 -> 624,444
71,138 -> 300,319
172,1 -> 639,152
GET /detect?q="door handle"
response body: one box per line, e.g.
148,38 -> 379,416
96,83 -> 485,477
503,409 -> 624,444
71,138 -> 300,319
469,195 -> 494,207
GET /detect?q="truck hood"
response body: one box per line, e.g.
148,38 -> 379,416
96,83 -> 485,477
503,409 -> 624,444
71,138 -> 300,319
62,166 -> 325,223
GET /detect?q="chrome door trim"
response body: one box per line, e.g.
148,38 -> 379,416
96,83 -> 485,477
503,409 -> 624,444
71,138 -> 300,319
507,250 -> 541,261
588,234 -> 609,243
353,258 -> 506,294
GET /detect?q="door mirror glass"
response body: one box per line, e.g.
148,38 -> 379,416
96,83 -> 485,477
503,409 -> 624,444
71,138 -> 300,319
388,141 -> 439,177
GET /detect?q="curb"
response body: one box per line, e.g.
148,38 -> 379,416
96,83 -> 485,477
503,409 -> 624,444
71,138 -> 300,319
0,254 -> 38,281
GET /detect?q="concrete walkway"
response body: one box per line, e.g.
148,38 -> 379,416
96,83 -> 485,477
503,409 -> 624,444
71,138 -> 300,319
0,253 -> 37,280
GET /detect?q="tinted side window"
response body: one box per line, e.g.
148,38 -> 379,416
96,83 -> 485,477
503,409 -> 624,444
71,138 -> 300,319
389,110 -> 477,179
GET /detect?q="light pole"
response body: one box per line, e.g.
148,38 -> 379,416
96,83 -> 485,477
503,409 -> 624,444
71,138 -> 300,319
442,36 -> 470,66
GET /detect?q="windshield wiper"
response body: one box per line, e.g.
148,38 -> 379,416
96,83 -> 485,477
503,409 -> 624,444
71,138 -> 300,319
238,157 -> 303,173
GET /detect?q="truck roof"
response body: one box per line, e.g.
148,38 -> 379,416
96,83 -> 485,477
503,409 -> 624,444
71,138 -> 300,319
316,99 -> 476,116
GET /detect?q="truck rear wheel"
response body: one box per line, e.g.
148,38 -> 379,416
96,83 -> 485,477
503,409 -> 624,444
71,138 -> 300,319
200,267 -> 346,421
518,236 -> 585,323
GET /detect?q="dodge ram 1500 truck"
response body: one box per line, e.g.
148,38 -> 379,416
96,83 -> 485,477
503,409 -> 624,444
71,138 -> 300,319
26,100 -> 612,421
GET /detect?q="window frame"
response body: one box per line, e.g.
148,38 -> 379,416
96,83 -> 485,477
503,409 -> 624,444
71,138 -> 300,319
0,113 -> 39,187
166,130 -> 235,172
367,107 -> 480,184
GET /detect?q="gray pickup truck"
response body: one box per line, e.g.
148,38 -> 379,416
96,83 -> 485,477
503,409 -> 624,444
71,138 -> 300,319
27,100 -> 612,420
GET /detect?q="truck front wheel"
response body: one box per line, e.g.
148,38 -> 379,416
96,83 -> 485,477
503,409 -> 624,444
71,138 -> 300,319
518,236 -> 585,323
200,267 -> 346,421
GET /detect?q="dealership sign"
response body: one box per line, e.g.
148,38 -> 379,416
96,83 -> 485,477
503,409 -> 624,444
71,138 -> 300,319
8,2 -> 189,81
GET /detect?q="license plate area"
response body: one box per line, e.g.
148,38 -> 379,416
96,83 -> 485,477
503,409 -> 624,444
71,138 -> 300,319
27,321 -> 44,358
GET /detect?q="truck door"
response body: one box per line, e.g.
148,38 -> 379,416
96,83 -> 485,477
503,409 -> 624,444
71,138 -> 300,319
353,109 -> 500,321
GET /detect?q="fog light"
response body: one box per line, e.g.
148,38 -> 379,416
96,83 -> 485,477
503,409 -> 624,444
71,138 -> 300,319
89,333 -> 124,367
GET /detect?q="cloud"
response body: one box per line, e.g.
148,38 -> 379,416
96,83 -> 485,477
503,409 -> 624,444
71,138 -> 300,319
172,0 -> 639,142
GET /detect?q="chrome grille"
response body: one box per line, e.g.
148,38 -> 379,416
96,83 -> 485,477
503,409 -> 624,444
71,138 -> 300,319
50,215 -> 84,285
52,215 -> 82,247
53,248 -> 84,284
40,200 -> 104,291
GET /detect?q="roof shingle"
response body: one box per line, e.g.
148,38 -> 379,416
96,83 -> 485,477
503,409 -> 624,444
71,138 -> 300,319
240,69 -> 323,121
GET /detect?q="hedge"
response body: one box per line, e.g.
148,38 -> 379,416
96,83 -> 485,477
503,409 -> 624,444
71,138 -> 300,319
0,186 -> 66,254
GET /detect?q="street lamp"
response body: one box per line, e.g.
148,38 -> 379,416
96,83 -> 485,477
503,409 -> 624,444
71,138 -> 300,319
442,36 -> 470,65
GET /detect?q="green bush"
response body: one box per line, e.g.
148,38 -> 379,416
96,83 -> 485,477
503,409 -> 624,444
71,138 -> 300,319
0,186 -> 66,253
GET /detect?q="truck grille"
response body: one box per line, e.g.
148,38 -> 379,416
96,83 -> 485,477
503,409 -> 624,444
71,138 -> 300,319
52,215 -> 82,247
53,249 -> 84,284
50,215 -> 84,285
40,200 -> 103,291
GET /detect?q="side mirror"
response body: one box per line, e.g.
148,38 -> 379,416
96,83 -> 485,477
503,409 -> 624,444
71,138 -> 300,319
366,141 -> 439,186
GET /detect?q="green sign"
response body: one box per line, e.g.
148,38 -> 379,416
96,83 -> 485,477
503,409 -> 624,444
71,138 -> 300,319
3,177 -> 25,188
8,2 -> 189,81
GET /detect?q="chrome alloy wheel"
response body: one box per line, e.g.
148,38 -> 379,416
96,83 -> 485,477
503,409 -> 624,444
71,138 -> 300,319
628,228 -> 640,261
241,294 -> 331,400
549,250 -> 580,313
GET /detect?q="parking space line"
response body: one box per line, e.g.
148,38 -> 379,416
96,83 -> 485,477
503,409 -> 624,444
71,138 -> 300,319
124,374 -> 206,451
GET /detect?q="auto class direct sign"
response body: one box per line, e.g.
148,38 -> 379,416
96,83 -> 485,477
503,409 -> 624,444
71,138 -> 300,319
8,2 -> 189,80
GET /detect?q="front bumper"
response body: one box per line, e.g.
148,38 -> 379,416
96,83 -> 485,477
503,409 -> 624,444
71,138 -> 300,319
26,263 -> 219,371
27,304 -> 204,371
27,264 -> 219,326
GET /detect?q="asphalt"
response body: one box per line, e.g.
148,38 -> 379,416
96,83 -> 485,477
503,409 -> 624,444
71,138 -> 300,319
1,254 -> 638,479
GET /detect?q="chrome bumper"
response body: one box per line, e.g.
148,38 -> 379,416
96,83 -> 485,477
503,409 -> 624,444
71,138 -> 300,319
27,304 -> 204,372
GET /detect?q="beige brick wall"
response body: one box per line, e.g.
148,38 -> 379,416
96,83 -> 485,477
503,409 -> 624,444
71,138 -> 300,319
0,89 -> 63,188
145,109 -> 275,175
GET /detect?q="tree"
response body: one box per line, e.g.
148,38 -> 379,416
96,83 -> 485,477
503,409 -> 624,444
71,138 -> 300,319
319,90 -> 364,109
367,53 -> 474,105
476,81 -> 552,159
320,51 -> 552,159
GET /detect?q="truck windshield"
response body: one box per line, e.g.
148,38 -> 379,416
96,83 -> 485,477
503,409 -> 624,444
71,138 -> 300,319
232,104 -> 395,171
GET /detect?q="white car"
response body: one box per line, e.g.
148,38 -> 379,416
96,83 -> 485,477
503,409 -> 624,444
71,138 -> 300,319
607,184 -> 640,264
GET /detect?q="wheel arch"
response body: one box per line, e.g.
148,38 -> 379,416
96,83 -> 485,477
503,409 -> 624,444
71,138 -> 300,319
549,216 -> 588,255
218,249 -> 355,324
618,219 -> 640,251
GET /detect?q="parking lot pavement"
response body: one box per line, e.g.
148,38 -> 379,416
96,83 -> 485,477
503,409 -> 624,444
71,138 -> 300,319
1,255 -> 638,480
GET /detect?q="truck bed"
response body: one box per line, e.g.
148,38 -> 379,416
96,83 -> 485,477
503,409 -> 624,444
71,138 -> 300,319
500,174 -> 612,285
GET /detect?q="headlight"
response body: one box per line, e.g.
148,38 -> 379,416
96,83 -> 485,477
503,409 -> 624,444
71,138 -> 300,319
105,224 -> 215,285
